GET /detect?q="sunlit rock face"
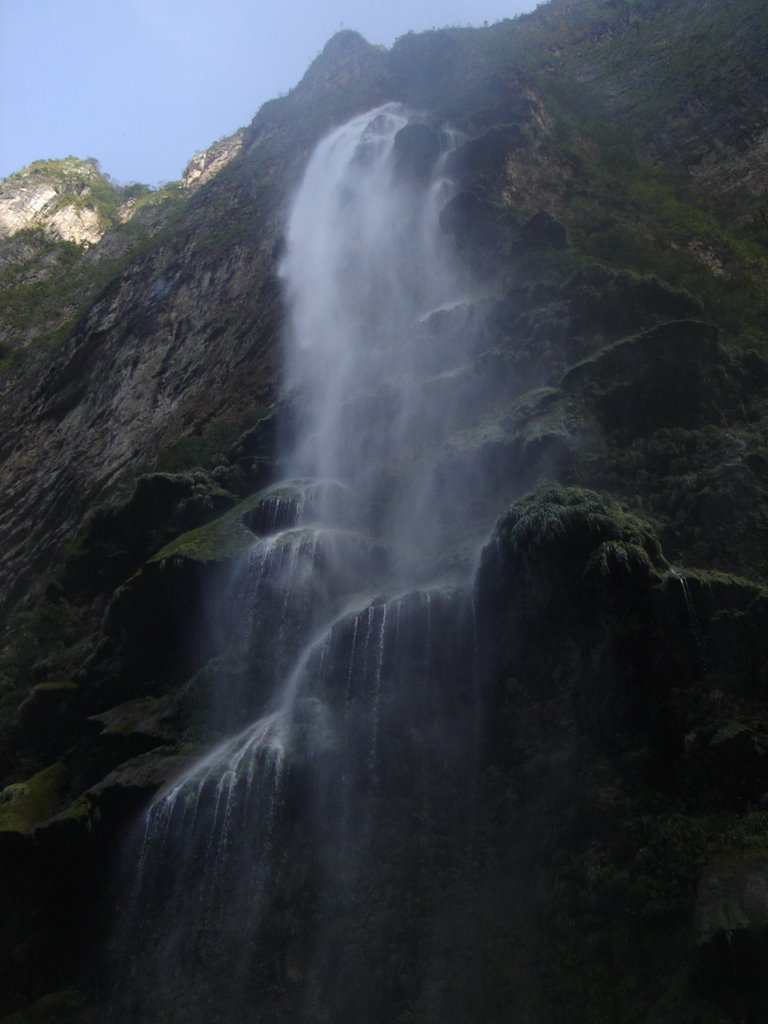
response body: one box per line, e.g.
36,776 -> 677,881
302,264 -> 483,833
182,130 -> 244,189
0,159 -> 106,246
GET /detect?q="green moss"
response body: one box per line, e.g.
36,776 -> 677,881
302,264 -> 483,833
562,318 -> 713,385
153,409 -> 265,474
31,681 -> 78,694
683,568 -> 768,594
151,491 -> 266,564
0,762 -> 65,834
496,484 -> 666,569
509,387 -> 570,451
703,812 -> 768,860
583,540 -> 654,580
446,388 -> 568,456
446,412 -> 508,451
53,794 -> 91,828
0,597 -> 91,692
92,695 -> 165,737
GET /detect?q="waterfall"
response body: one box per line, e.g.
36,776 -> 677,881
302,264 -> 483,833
280,103 -> 475,571
113,104 -> 489,1024
671,568 -> 710,677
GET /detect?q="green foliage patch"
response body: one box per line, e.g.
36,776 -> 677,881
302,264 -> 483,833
496,484 -> 666,569
154,409 -> 265,474
0,761 -> 65,834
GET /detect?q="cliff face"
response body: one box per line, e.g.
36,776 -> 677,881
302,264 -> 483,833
0,196 -> 280,608
0,2 -> 767,1022
1,1 -> 765,613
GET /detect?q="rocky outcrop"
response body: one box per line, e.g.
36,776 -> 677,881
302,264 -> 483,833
182,131 -> 244,189
0,158 -> 115,247
0,184 -> 103,247
471,486 -> 768,1021
289,30 -> 390,108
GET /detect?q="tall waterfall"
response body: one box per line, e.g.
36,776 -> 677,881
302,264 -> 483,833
281,103 -> 477,572
114,105 -> 491,1024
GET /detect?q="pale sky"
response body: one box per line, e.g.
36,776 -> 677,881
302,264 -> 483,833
0,0 -> 538,187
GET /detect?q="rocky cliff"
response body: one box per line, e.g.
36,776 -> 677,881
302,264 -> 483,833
1,0 -> 765,616
0,1 -> 767,1021
0,158 -> 120,248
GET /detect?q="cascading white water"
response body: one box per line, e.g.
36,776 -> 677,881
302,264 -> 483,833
115,105 -> 485,1023
282,104 -> 454,478
280,104 -> 472,567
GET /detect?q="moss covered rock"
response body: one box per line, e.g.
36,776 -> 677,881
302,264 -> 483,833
61,471 -> 236,603
562,319 -> 731,437
0,762 -> 67,836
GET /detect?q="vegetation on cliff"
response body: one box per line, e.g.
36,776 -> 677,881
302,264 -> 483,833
0,0 -> 767,1021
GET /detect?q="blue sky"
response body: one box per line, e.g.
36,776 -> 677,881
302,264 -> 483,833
1,0 -> 537,187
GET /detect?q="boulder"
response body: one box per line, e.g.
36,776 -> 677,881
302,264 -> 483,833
475,486 -> 670,747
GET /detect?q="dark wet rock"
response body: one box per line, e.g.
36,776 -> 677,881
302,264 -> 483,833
71,498 -> 261,718
393,123 -> 441,181
470,265 -> 709,402
563,264 -> 705,339
439,191 -> 516,278
478,486 -> 665,643
413,299 -> 492,376
436,388 -> 576,527
447,124 -> 528,191
439,190 -> 505,240
0,829 -> 40,1015
87,552 -> 230,704
241,479 -> 350,534
680,719 -> 768,810
663,569 -> 768,688
221,403 -> 285,494
562,320 -> 732,436
87,694 -> 183,747
60,471 -> 235,603
0,747 -> 193,1018
16,683 -> 81,756
693,856 -> 768,1022
84,748 -> 191,807
25,749 -> 193,900
474,486 -> 692,768
521,209 -> 567,249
